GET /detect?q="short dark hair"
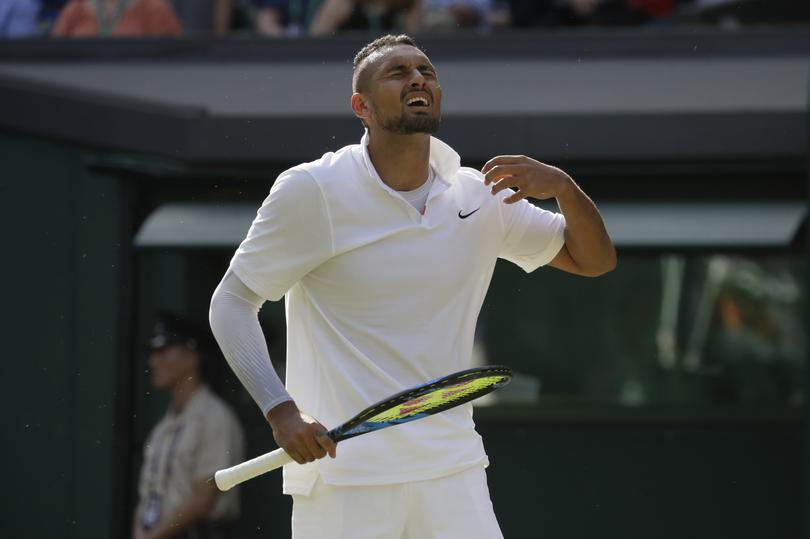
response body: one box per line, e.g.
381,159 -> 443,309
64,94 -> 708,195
352,34 -> 419,93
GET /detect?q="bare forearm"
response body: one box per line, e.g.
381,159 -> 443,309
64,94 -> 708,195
555,176 -> 616,276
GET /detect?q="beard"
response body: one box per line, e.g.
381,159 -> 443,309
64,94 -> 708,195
374,107 -> 441,135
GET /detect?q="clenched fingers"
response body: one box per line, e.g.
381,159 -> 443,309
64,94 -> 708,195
286,448 -> 305,465
292,423 -> 334,463
282,434 -> 314,464
269,406 -> 336,464
316,432 -> 337,459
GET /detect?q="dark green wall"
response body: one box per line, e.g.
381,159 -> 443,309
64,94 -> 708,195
0,131 -> 128,538
482,421 -> 801,538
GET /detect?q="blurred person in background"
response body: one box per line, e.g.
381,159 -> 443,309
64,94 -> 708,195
253,0 -> 319,37
420,0 -> 491,30
39,0 -> 68,28
52,0 -> 182,37
309,0 -> 420,36
169,0 -> 232,35
132,312 -> 244,539
254,0 -> 422,37
253,0 -> 489,37
0,0 -> 40,37
38,0 -> 69,28
506,0 -> 680,27
705,257 -> 804,405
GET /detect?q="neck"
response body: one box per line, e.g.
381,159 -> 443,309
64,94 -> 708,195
367,130 -> 431,191
170,377 -> 201,414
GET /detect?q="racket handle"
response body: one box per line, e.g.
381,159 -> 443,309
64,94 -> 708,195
214,447 -> 294,491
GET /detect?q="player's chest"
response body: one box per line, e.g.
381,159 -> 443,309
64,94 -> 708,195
307,190 -> 500,296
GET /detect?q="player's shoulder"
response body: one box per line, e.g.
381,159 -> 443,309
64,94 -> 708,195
267,166 -> 321,205
294,143 -> 359,183
450,166 -> 513,213
454,166 -> 491,194
455,166 -> 486,184
271,146 -> 355,198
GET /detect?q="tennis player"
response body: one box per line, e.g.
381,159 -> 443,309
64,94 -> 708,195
209,34 -> 615,538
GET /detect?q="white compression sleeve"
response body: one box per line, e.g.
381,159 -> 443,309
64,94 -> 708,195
209,270 -> 292,416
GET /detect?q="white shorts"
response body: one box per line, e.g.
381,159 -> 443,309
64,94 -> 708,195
291,465 -> 504,539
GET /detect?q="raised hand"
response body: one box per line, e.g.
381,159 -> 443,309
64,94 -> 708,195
482,155 -> 573,204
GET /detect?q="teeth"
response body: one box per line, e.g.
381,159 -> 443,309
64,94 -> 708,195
407,97 -> 428,106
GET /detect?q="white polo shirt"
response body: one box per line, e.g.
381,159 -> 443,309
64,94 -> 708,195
230,133 -> 565,493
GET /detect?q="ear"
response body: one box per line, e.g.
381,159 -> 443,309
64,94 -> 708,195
351,93 -> 370,122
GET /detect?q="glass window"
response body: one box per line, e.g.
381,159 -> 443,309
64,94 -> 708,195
479,254 -> 805,408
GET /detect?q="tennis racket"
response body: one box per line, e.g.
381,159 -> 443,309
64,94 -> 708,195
214,365 -> 512,491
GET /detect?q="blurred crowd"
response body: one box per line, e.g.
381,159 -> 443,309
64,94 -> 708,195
0,0 -> 793,39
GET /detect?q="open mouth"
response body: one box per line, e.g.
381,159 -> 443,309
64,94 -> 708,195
405,96 -> 430,108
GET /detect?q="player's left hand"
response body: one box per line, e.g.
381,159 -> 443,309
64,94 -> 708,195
482,155 -> 573,204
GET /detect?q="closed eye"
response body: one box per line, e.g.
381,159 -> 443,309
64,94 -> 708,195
419,65 -> 436,76
388,65 -> 407,76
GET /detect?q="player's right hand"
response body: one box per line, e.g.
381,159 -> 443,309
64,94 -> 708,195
266,400 -> 337,464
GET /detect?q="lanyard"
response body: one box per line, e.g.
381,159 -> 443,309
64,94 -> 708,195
91,0 -> 130,37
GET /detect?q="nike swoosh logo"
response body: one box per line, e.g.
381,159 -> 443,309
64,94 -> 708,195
458,208 -> 480,219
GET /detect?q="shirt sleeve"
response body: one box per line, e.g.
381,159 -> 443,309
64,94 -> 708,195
498,196 -> 566,273
230,168 -> 334,301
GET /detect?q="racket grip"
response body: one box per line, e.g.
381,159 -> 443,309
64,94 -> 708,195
214,447 -> 294,491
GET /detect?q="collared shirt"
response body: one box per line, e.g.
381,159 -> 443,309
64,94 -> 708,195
230,133 -> 565,493
137,386 -> 244,524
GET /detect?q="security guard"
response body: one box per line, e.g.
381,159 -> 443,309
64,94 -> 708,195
133,312 -> 244,539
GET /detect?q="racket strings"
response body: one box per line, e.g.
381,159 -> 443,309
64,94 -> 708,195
365,375 -> 507,423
